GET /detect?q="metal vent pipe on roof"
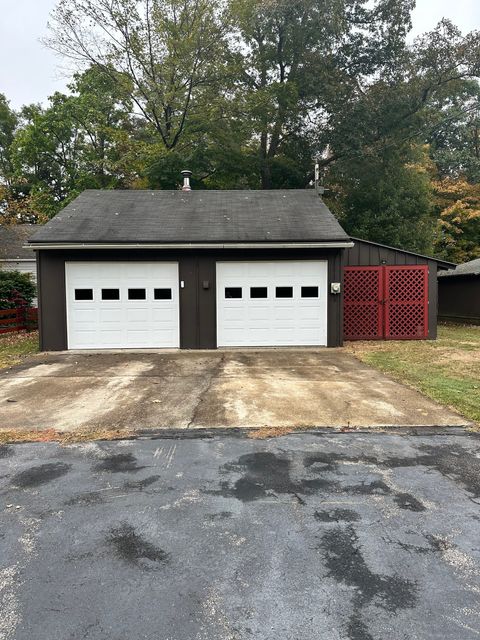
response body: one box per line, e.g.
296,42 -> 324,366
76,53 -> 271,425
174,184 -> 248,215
181,169 -> 192,191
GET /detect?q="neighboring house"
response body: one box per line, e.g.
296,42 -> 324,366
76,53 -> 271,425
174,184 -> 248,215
344,238 -> 454,340
438,258 -> 480,324
0,224 -> 38,305
26,180 -> 454,351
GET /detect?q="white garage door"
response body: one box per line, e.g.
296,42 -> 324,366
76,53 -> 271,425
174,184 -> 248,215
65,262 -> 179,349
216,261 -> 328,347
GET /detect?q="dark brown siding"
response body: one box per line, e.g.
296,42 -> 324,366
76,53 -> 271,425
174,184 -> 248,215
345,239 -> 430,267
344,239 -> 438,339
37,251 -> 68,351
427,263 -> 438,339
438,276 -> 480,323
328,249 -> 344,346
36,248 -> 343,350
179,256 -> 217,349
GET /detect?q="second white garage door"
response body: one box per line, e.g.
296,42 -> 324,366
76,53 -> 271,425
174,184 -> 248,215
65,262 -> 179,349
216,261 -> 328,347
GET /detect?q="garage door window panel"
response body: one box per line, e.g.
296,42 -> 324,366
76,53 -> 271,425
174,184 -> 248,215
250,287 -> 268,298
75,289 -> 93,301
102,288 -> 120,300
301,286 -> 319,298
276,286 -> 293,298
225,287 -> 242,299
154,288 -> 172,300
128,288 -> 146,300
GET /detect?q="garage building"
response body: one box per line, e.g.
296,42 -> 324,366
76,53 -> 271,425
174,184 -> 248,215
28,188 -> 352,350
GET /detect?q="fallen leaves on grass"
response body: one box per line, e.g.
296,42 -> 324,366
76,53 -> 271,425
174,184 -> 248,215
0,331 -> 39,370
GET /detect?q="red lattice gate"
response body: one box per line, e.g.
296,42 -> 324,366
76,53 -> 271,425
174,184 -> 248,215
344,265 -> 428,340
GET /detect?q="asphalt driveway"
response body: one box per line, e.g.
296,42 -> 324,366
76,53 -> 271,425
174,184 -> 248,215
0,349 -> 469,432
1,431 -> 480,639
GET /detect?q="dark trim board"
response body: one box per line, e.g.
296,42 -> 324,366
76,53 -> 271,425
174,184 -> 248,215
36,248 -> 344,351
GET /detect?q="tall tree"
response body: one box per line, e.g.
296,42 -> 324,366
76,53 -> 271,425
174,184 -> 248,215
5,66 -> 136,222
0,94 -> 17,187
433,179 -> 480,262
228,0 -> 415,188
46,0 -> 228,152
328,144 -> 435,253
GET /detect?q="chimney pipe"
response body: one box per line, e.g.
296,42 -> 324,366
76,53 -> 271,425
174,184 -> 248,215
314,160 -> 320,195
181,169 -> 192,191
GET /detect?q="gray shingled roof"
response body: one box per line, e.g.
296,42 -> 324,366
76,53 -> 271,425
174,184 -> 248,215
28,189 -> 350,245
0,225 -> 38,259
438,257 -> 480,278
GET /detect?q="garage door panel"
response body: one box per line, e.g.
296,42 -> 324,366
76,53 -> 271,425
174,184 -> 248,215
217,261 -> 328,347
247,306 -> 270,321
66,262 -> 179,349
99,330 -> 125,345
99,308 -> 123,322
223,306 -> 246,321
273,307 -> 296,321
126,330 -> 164,346
151,308 -> 177,322
297,306 -> 323,321
74,308 -> 98,323
73,331 -> 99,346
126,308 -> 148,322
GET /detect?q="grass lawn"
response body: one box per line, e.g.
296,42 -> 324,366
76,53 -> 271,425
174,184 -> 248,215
346,323 -> 480,425
0,331 -> 39,370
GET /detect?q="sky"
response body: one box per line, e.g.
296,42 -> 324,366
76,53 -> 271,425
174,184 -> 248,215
1,0 -> 480,110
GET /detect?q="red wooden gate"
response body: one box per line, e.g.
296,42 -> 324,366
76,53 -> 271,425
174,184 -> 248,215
343,267 -> 384,340
344,265 -> 428,340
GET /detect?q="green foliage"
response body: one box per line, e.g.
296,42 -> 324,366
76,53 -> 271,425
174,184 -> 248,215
329,145 -> 435,253
432,178 -> 480,262
2,66 -> 137,223
0,94 -> 17,185
0,271 -> 36,309
47,0 -> 229,152
227,0 -> 415,188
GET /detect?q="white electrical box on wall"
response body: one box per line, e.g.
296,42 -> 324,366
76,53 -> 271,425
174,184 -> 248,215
330,282 -> 341,294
